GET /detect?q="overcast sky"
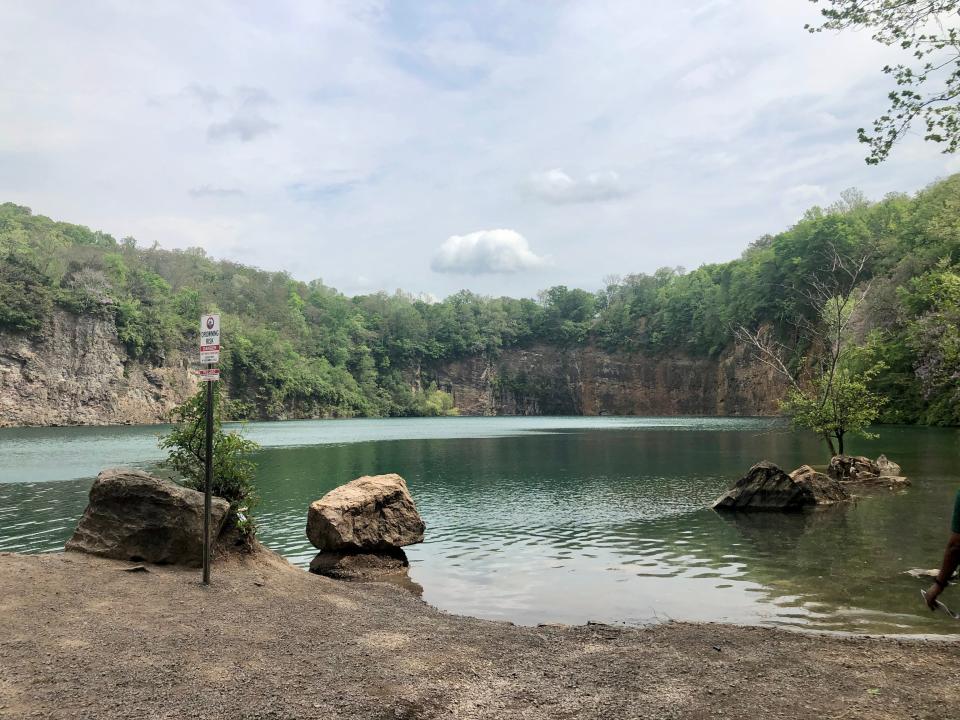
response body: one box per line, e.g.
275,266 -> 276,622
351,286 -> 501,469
3,1 -> 958,299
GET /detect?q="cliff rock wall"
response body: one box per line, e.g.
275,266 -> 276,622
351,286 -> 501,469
0,314 -> 782,426
416,344 -> 784,416
0,310 -> 196,427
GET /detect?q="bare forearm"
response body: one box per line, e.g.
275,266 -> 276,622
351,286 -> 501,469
936,533 -> 960,586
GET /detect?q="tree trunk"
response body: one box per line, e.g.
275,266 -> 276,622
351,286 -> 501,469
836,432 -> 844,456
823,432 -> 837,458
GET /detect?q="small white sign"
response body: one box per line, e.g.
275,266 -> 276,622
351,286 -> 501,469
200,314 -> 221,353
199,350 -> 220,364
195,368 -> 220,382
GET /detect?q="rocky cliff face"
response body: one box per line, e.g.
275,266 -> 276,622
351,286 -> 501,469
0,310 -> 196,427
0,312 -> 782,427
415,343 -> 785,416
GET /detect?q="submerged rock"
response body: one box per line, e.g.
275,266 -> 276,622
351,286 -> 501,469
66,468 -> 229,566
306,473 -> 425,552
712,461 -> 850,511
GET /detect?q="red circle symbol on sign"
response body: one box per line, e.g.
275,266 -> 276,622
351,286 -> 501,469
206,317 -> 215,329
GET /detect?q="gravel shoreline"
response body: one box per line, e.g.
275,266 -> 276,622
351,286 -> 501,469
2,548 -> 959,719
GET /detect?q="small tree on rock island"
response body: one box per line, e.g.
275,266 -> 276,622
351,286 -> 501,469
780,365 -> 887,457
160,384 -> 260,540
737,242 -> 890,458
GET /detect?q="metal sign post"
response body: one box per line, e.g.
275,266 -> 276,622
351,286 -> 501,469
198,313 -> 221,585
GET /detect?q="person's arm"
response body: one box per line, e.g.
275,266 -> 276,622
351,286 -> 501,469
925,490 -> 960,609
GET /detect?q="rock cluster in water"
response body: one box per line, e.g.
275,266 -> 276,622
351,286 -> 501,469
712,461 -> 850,511
66,468 -> 230,566
713,455 -> 909,511
827,454 -> 910,487
306,473 -> 425,584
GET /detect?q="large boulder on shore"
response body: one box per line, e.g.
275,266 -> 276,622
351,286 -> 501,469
306,474 -> 425,552
712,461 -> 850,511
65,468 -> 230,566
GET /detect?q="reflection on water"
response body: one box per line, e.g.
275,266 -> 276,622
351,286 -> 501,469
1,417 -> 959,634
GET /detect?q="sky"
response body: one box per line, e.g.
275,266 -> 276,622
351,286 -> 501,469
2,1 -> 958,299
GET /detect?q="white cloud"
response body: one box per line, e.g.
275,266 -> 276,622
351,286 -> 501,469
524,169 -> 628,204
431,229 -> 546,275
0,1 -> 953,297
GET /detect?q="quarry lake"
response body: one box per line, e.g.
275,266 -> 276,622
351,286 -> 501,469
2,416 -> 959,635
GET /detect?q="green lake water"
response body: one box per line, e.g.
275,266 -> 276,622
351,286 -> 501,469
1,416 -> 959,635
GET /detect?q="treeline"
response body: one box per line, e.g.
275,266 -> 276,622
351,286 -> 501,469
1,173 -> 959,423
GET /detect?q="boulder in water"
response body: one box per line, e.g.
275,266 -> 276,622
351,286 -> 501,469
306,473 -> 425,552
309,548 -> 409,579
828,455 -> 909,486
712,461 -> 850,511
876,455 -> 902,478
828,455 -> 880,481
65,468 -> 230,566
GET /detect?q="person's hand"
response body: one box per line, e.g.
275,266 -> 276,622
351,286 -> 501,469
925,582 -> 944,609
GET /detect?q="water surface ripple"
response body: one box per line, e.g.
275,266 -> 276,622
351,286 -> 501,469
1,416 -> 958,635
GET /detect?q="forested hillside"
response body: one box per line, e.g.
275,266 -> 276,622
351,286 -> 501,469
1,174 -> 959,423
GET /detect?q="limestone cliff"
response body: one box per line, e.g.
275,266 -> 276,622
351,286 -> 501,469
0,312 -> 782,426
414,343 -> 785,416
0,310 -> 196,427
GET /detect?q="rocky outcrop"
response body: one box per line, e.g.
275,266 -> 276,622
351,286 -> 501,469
712,461 -> 850,511
828,455 -> 909,486
0,310 -> 196,427
66,468 -> 230,566
306,474 -> 425,552
2,312 -> 782,426
413,342 -> 784,416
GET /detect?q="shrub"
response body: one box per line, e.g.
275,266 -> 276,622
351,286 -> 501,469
159,385 -> 260,539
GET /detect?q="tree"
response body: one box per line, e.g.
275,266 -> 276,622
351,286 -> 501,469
159,385 -> 260,538
808,1 -> 960,163
781,365 -> 887,455
736,242 -> 886,456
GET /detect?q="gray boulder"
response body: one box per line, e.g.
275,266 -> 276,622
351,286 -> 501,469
828,455 -> 880,481
66,468 -> 229,566
712,461 -> 850,511
829,454 -> 909,486
306,473 -> 425,552
309,549 -> 409,580
876,454 -> 902,477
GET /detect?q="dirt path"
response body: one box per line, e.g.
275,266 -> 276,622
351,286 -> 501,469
1,549 -> 958,719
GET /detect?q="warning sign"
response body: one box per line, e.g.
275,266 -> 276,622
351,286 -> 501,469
200,314 -> 221,353
195,368 -> 220,382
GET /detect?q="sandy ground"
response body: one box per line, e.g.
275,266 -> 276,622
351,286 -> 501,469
1,549 -> 959,720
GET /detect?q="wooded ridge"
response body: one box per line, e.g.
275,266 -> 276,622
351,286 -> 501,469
1,174 -> 958,424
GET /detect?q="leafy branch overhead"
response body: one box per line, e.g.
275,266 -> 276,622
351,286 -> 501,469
808,0 -> 960,163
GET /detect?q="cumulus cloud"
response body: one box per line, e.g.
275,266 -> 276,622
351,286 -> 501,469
431,229 -> 546,275
524,169 -> 628,204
